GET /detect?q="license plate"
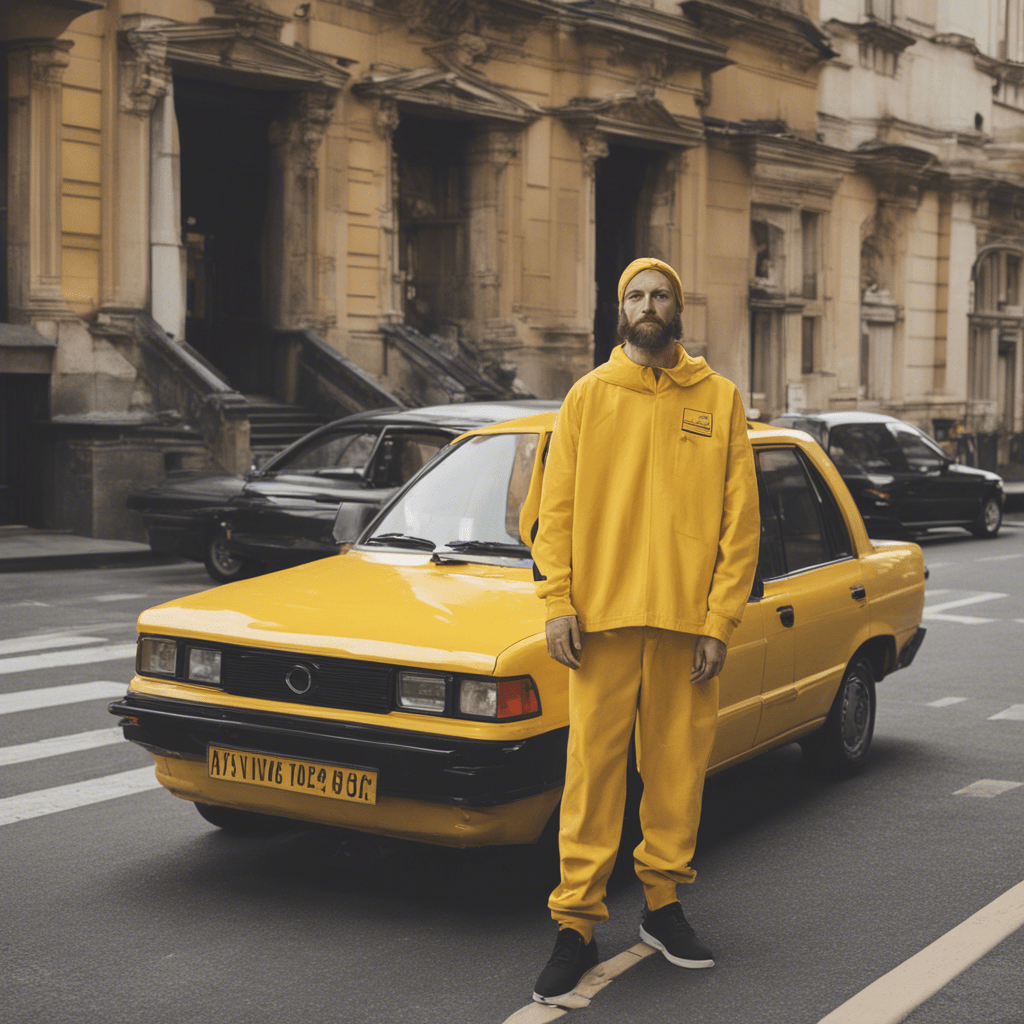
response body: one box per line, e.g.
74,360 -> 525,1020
207,746 -> 377,805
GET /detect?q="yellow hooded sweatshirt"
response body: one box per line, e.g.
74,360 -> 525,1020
533,343 -> 759,646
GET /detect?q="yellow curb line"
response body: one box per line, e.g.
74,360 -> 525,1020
819,878 -> 1024,1024
501,943 -> 657,1022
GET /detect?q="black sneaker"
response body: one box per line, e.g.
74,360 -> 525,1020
532,928 -> 600,1005
639,902 -> 714,968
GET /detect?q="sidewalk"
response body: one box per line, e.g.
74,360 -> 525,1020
0,526 -> 170,572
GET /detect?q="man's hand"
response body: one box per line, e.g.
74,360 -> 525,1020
546,615 -> 582,669
691,635 -> 726,684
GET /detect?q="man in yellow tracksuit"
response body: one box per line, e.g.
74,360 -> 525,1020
530,257 -> 760,1006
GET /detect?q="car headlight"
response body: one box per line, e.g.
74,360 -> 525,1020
459,677 -> 541,720
137,637 -> 178,676
397,671 -> 447,714
187,647 -> 222,685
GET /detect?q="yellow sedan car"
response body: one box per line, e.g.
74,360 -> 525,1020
110,413 -> 927,843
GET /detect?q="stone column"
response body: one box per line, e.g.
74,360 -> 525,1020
149,79 -> 185,339
373,99 -> 402,323
467,128 -> 519,359
106,25 -> 170,313
579,131 -> 608,334
6,38 -> 73,321
269,87 -> 338,332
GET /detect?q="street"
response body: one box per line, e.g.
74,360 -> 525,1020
2,529 -> 1023,1024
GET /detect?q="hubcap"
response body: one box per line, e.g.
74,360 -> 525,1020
839,675 -> 871,757
984,499 -> 1000,531
211,537 -> 241,575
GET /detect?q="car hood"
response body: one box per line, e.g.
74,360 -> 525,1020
136,549 -> 543,674
946,463 -> 1003,484
135,472 -> 246,500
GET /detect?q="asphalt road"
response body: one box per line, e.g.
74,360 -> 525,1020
1,530 -> 1022,1024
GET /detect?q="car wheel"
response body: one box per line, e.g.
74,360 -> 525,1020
194,802 -> 293,835
203,529 -> 251,583
800,655 -> 876,777
968,494 -> 1002,539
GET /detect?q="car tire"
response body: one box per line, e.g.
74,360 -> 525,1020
194,802 -> 293,835
800,654 -> 876,778
203,529 -> 253,583
968,494 -> 1002,539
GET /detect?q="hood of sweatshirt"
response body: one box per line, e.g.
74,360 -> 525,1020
590,343 -> 716,393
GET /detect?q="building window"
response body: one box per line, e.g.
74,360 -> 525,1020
975,249 -> 1023,313
866,0 -> 894,22
802,316 -> 816,374
750,309 -> 783,415
968,327 -> 992,399
751,218 -> 786,292
859,43 -> 898,76
801,211 -> 819,300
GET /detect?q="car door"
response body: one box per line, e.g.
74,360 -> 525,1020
886,422 -> 974,523
754,445 -> 870,746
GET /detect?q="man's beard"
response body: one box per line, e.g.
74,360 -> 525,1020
617,309 -> 683,350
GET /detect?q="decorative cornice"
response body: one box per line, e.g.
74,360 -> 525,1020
562,0 -> 732,76
552,87 -> 705,149
118,28 -> 170,115
827,17 -> 916,54
28,38 -> 74,86
352,65 -> 540,126
855,141 -> 938,204
681,0 -> 837,67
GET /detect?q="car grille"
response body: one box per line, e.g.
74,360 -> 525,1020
220,646 -> 391,713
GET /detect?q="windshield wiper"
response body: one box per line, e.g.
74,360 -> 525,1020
363,532 -> 436,551
443,539 -> 530,556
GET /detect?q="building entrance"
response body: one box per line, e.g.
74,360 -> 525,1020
0,374 -> 48,525
593,144 -> 673,366
393,115 -> 474,338
174,78 -> 281,394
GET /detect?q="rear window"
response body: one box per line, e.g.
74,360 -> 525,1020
828,423 -> 906,473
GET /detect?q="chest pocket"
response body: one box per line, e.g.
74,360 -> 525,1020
673,430 -> 726,541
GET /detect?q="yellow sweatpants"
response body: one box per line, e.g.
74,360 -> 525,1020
549,627 -> 719,935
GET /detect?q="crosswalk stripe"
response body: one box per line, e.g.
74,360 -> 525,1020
989,704 -> 1024,722
0,767 -> 161,826
0,634 -> 106,656
0,681 -> 126,715
0,642 -> 136,676
0,728 -> 125,766
92,593 -> 147,603
926,697 -> 968,708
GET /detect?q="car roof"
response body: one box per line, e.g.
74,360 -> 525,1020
772,411 -> 899,426
325,399 -> 563,431
466,411 -> 813,444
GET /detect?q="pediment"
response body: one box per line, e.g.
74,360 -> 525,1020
156,22 -> 350,91
553,89 -> 704,148
352,67 -> 539,125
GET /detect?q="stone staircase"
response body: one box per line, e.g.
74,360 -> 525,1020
243,395 -> 331,464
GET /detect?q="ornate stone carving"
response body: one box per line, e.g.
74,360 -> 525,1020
295,88 -> 337,171
29,41 -> 73,86
374,99 -> 401,139
580,131 -> 609,178
119,30 -> 171,116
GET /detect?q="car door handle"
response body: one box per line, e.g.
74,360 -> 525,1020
776,605 -> 795,628
851,584 -> 867,601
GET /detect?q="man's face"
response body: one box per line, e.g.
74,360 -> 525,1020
618,269 -> 682,350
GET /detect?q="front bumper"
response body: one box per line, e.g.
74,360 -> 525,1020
109,693 -> 567,808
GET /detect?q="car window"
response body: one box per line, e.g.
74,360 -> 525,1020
757,447 -> 830,574
756,461 -> 786,581
368,431 -> 450,488
365,432 -> 539,549
802,456 -> 853,558
886,423 -> 947,472
276,430 -> 380,476
828,423 -> 907,473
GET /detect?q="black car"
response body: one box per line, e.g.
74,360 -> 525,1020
770,411 -> 1004,539
217,400 -> 561,580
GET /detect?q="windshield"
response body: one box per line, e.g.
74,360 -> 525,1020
828,423 -> 906,473
362,432 -> 540,553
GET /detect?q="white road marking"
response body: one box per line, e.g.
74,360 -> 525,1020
922,591 -> 1007,625
975,553 -> 1024,563
989,704 -> 1024,722
502,944 -> 657,1022
91,592 -> 147,603
4,601 -> 51,608
0,633 -> 106,656
925,563 -> 950,570
818,878 -> 1024,1024
953,779 -> 1023,798
0,767 -> 160,827
0,681 -> 126,715
0,728 -> 124,766
924,588 -> 951,596
926,697 -> 968,708
0,642 -> 136,675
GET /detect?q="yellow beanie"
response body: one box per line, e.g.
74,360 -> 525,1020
617,257 -> 684,312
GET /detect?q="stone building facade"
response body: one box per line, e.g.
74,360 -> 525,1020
1,0 -> 1020,538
